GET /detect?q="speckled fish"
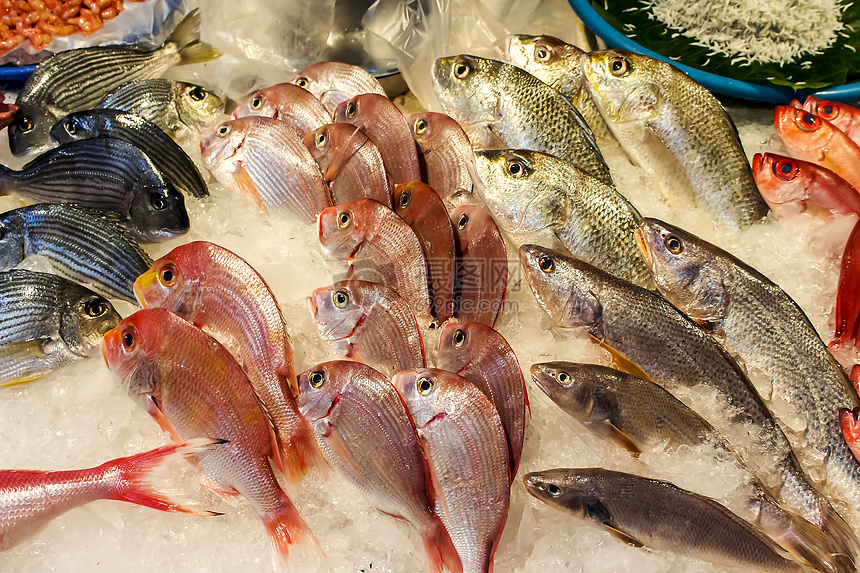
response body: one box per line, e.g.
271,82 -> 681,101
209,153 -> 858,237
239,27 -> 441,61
97,78 -> 224,138
519,244 -> 860,566
302,123 -> 391,207
393,368 -> 510,573
0,137 -> 190,243
8,10 -> 220,156
800,96 -> 860,146
525,468 -> 812,573
775,106 -> 860,192
334,94 -> 421,186
451,205 -> 507,327
437,321 -> 527,481
408,112 -> 477,208
581,49 -> 768,231
102,308 -> 317,565
296,361 -> 461,573
475,148 -> 651,288
433,55 -> 611,186
200,117 -> 331,221
499,34 -> 612,141
308,280 -> 426,374
133,241 -> 324,485
393,181 -> 456,323
0,203 -> 152,303
319,199 -> 431,317
233,83 -> 331,135
638,218 -> 860,517
752,152 -> 860,219
0,269 -> 120,385
289,61 -> 387,114
50,109 -> 209,199
0,439 -> 220,552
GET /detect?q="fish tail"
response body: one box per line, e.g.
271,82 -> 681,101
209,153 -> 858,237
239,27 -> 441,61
818,501 -> 860,573
422,519 -> 463,573
103,438 -> 225,516
264,495 -> 321,565
164,9 -> 221,66
758,502 -> 840,573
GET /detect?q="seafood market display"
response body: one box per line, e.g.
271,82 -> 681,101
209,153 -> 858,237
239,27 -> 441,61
5,11 -> 860,573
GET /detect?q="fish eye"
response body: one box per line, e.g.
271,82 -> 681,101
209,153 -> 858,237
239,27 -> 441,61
189,87 -> 206,101
665,235 -> 684,255
548,484 -> 561,497
332,289 -> 350,308
64,120 -> 77,135
295,77 -> 309,88
346,102 -> 357,117
557,371 -> 571,385
417,376 -> 434,395
452,328 -> 467,347
337,211 -> 352,229
609,56 -> 630,77
414,119 -> 428,135
250,95 -> 264,110
158,263 -> 177,287
309,370 -> 326,388
773,158 -> 798,181
121,325 -> 137,350
797,113 -> 819,131
150,193 -> 167,210
399,190 -> 411,209
315,132 -> 327,149
453,60 -> 471,79
457,213 -> 469,230
85,297 -> 109,317
538,256 -> 555,273
819,104 -> 836,119
17,116 -> 33,133
507,159 -> 527,178
216,123 -> 232,137
535,45 -> 551,62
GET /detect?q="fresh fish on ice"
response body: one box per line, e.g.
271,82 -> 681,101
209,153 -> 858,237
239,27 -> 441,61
408,112 -> 477,208
233,82 -> 331,135
289,61 -> 387,114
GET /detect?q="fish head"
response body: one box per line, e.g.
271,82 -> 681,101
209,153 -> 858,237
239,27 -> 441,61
432,55 -> 503,126
474,149 -> 568,233
519,244 -> 605,335
7,104 -> 56,157
774,106 -> 833,158
233,87 -> 276,119
530,362 -> 598,422
48,113 -> 95,145
296,361 -> 353,421
102,309 -> 169,404
302,124 -> 335,169
635,218 -> 728,323
393,368 -> 463,428
318,200 -> 373,260
500,35 -> 584,93
0,209 -> 27,268
129,181 -> 190,243
176,83 -> 224,129
308,281 -> 365,340
408,112 -> 439,148
289,61 -> 332,100
581,49 -> 662,125
392,180 -> 437,222
332,95 -> 361,124
524,469 -> 603,519
200,120 -> 246,169
802,95 -> 843,124
60,286 -> 121,358
751,153 -> 809,208
134,243 -> 205,313
436,320 -> 495,373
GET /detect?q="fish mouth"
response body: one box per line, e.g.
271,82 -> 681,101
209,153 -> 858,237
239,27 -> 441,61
634,225 -> 652,266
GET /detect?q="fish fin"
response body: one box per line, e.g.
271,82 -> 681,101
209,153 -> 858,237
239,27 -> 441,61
200,474 -> 241,501
165,9 -> 221,65
262,407 -> 286,476
278,391 -> 329,484
604,525 -> 644,548
815,496 -> 860,572
144,395 -> 185,443
832,222 -> 860,349
590,336 -> 652,381
103,438 -> 225,516
596,420 -> 642,457
322,126 -> 365,182
421,518 -> 464,573
264,494 -> 322,566
755,501 -> 839,573
232,162 -> 269,213
0,339 -> 50,386
616,84 -> 660,123
319,420 -> 365,485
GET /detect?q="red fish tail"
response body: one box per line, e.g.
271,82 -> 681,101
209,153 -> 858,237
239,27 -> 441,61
422,519 -> 463,573
264,495 -> 320,566
103,438 -> 223,516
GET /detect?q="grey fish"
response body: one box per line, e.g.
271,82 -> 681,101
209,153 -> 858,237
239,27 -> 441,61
475,148 -> 652,288
50,110 -> 209,199
525,468 -> 813,573
581,49 -> 769,231
432,54 -> 612,185
499,34 -> 613,141
97,78 -> 224,138
0,138 -> 190,244
638,217 -> 860,533
0,269 -> 120,385
0,204 -> 152,303
519,244 -> 860,568
8,9 -> 220,156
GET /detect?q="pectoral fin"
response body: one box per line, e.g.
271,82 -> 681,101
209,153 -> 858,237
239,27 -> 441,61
604,525 -> 645,548
590,336 -> 652,381
233,162 -> 268,213
595,420 -> 642,458
616,84 -> 661,123
0,339 -> 51,386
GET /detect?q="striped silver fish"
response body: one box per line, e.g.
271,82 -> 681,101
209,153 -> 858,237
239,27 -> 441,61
50,109 -> 209,198
8,9 -> 220,156
98,78 -> 224,138
0,138 -> 190,244
0,269 -> 120,385
0,204 -> 153,303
